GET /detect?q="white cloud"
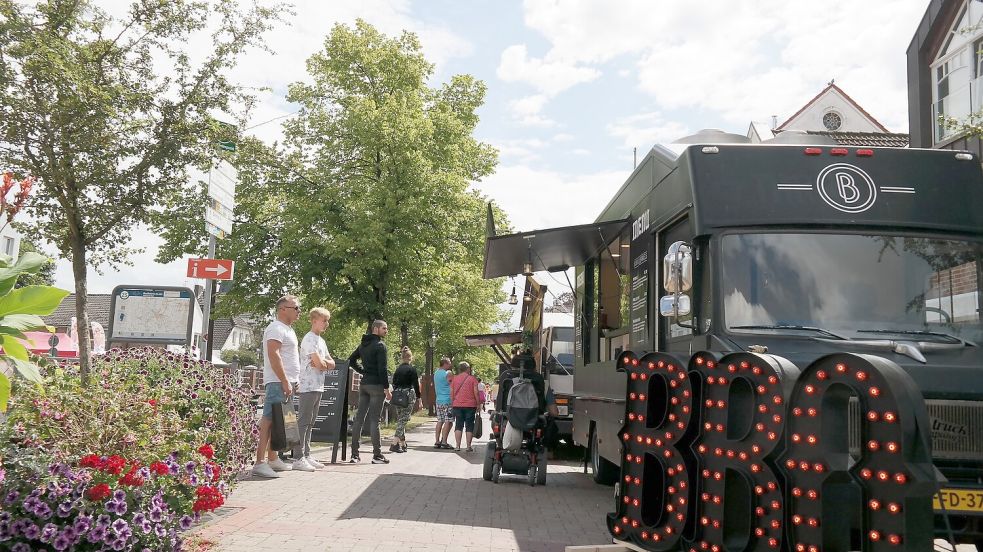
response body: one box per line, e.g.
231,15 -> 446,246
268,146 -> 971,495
497,44 -> 601,96
473,164 -> 627,232
515,0 -> 925,132
507,94 -> 556,127
552,132 -> 575,142
607,111 -> 691,150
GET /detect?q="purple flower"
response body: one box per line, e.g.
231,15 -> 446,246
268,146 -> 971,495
87,524 -> 107,543
22,495 -> 42,514
53,531 -> 72,550
12,543 -> 30,552
57,500 -> 74,517
185,461 -> 197,474
111,518 -> 128,535
10,518 -> 27,535
36,503 -> 53,520
189,474 -> 199,486
112,489 -> 126,502
105,498 -> 127,515
96,514 -> 111,528
23,523 -> 39,539
73,514 -> 91,535
154,523 -> 166,537
148,505 -> 164,523
41,522 -> 58,543
179,515 -> 193,530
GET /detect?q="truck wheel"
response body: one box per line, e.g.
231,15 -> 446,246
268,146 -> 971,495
482,445 -> 495,481
492,462 -> 500,484
590,428 -> 619,485
528,465 -> 537,486
536,455 -> 548,485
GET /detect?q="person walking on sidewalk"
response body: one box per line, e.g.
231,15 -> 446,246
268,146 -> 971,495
390,347 -> 422,454
450,361 -> 480,452
292,307 -> 335,471
433,357 -> 454,449
348,320 -> 392,464
252,295 -> 302,478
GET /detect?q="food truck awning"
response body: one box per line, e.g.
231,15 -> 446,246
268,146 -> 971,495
482,219 -> 630,279
464,331 -> 523,364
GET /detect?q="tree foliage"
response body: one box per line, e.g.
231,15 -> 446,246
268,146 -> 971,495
157,20 -> 508,371
14,239 -> 54,288
0,0 -> 280,378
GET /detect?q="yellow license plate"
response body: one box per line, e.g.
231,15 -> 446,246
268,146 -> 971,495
933,488 -> 983,514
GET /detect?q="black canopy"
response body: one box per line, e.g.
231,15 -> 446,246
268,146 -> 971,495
482,219 -> 630,279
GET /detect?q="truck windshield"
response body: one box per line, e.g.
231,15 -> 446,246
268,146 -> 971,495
721,233 -> 983,345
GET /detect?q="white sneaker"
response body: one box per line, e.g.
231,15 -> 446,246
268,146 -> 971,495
268,458 -> 293,472
292,457 -> 316,472
251,462 -> 279,478
306,456 -> 325,469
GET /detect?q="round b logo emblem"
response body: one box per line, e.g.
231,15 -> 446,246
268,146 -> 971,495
816,163 -> 877,213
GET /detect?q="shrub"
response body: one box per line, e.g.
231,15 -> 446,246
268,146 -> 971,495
0,348 -> 258,549
219,347 -> 259,368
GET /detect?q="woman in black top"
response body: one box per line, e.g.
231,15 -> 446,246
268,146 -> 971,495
390,347 -> 422,453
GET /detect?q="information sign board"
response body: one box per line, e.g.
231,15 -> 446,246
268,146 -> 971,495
107,286 -> 196,345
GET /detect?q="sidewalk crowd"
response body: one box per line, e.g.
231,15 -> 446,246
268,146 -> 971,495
250,294 -> 491,478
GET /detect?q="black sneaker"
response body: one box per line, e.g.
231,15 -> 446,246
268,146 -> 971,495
371,454 -> 390,464
434,441 -> 442,448
389,443 -> 401,453
348,455 -> 360,464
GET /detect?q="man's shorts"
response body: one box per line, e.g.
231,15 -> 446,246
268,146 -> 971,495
263,382 -> 286,419
436,403 -> 455,423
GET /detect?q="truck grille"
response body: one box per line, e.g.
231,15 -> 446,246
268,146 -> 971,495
849,399 -> 983,461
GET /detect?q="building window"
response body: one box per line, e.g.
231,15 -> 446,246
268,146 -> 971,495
822,111 -> 842,131
932,0 -> 983,142
3,237 -> 14,257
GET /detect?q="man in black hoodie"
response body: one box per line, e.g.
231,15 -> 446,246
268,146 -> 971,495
348,319 -> 392,464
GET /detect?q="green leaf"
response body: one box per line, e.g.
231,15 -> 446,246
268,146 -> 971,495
7,357 -> 42,385
0,373 -> 9,412
0,314 -> 52,332
1,334 -> 29,361
0,286 -> 69,317
0,252 -> 51,296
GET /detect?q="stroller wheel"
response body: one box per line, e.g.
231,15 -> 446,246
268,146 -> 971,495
528,465 -> 537,487
491,462 -> 501,484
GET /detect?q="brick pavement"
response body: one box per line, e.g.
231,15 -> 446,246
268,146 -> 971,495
194,414 -> 616,551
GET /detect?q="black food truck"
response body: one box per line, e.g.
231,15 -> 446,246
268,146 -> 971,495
482,131 -> 983,547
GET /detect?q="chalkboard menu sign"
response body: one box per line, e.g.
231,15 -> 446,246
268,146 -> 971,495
309,360 -> 350,449
630,244 -> 649,347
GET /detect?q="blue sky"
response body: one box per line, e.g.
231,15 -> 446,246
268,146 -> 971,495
54,0 -> 929,310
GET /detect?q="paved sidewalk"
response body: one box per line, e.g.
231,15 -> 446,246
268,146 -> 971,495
194,415 -> 615,551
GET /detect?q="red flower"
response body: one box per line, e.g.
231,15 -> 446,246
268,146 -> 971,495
85,483 -> 112,501
207,461 -> 221,482
102,455 -> 126,475
118,465 -> 144,487
192,485 -> 225,512
147,399 -> 157,407
197,444 -> 215,460
150,461 -> 169,476
80,454 -> 105,470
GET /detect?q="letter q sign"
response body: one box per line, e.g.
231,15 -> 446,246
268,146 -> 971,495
608,351 -> 938,552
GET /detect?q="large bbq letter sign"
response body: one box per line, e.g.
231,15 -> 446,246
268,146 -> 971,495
609,351 -> 938,552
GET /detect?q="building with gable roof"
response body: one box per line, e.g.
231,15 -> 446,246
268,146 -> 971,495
747,82 -> 909,147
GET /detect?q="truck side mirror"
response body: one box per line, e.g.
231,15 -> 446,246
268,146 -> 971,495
660,240 -> 694,325
662,241 -> 693,293
659,294 -> 692,318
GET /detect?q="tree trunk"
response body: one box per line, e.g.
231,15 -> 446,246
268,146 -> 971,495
71,240 -> 92,383
399,321 -> 408,348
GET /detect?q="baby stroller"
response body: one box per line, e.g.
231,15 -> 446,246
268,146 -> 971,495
483,364 -> 549,486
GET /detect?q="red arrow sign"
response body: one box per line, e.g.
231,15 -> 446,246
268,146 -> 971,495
187,258 -> 235,280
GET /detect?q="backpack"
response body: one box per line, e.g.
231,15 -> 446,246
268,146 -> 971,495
506,376 -> 540,431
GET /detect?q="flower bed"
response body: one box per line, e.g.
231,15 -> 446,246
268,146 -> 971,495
0,348 -> 258,550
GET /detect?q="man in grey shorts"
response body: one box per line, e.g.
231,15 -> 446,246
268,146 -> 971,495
252,295 -> 302,478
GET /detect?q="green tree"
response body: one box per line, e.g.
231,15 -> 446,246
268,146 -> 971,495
15,239 -> 54,288
157,20 -> 507,366
0,0 -> 280,379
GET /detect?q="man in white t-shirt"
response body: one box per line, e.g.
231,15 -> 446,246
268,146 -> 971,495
252,294 -> 302,478
291,307 -> 335,471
